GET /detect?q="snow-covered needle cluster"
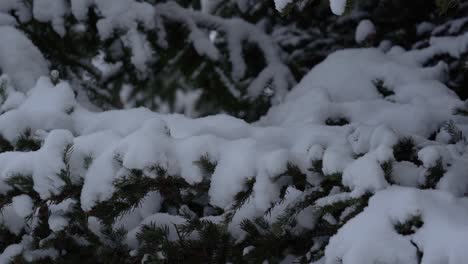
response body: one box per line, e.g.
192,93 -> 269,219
0,0 -> 467,263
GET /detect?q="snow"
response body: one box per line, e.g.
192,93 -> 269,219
438,159 -> 468,197
274,0 -> 293,12
297,206 -> 318,229
87,0 -> 156,39
0,129 -> 73,199
342,149 -> 389,195
0,9 -> 467,261
0,13 -> 16,26
1,205 -> 26,234
0,26 -> 48,92
0,78 -> 75,142
266,186 -> 303,223
355,19 -> 376,44
0,75 -> 26,112
330,0 -> 347,15
70,0 -> 93,21
325,186 -> 468,264
0,244 -> 23,264
307,145 -> 324,162
48,214 -> 69,232
392,161 -> 423,187
4,0 -> 294,103
32,0 -> 68,36
122,28 -> 154,76
126,213 -> 186,248
418,146 -> 441,168
258,48 -> 457,137
322,144 -> 354,175
0,0 -> 31,23
48,199 -> 76,231
209,139 -> 257,209
23,248 -> 58,262
11,195 -> 33,218
174,135 -> 221,184
417,22 -> 435,36
190,29 -> 220,61
0,35 -> 465,214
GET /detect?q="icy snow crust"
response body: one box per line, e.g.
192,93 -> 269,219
0,26 -> 468,264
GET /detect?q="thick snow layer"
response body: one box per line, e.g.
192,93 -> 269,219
0,77 -> 75,141
325,187 -> 468,264
0,130 -> 73,199
0,26 -> 48,92
259,48 -> 458,138
0,37 -> 466,212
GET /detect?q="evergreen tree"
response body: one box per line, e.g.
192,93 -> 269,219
0,0 -> 467,263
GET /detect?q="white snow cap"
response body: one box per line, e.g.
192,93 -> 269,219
11,195 -> 34,218
274,0 -> 293,12
355,19 -> 376,44
330,0 -> 347,15
0,26 -> 48,92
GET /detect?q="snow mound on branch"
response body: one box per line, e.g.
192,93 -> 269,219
274,0 -> 293,12
325,186 -> 468,264
342,146 -> 393,195
330,0 -> 347,15
0,26 -> 48,92
0,130 -> 73,199
11,195 -> 34,218
33,0 -> 68,36
259,48 -> 458,137
0,77 -> 75,141
0,0 -> 31,23
355,19 -> 376,44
